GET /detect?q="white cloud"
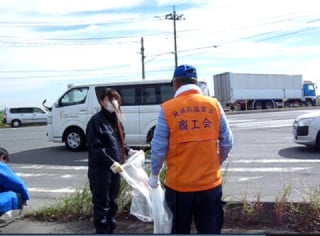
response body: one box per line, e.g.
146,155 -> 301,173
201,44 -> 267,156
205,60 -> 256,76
0,0 -> 143,15
1,0 -> 320,108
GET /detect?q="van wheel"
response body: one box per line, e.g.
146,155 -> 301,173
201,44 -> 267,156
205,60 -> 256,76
147,127 -> 155,144
11,120 -> 21,128
64,128 -> 85,151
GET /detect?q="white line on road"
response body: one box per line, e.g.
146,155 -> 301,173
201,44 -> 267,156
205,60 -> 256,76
16,173 -> 56,177
226,159 -> 320,163
237,176 -> 263,182
15,165 -> 88,170
229,119 -> 293,128
221,167 -> 311,172
28,187 -> 76,193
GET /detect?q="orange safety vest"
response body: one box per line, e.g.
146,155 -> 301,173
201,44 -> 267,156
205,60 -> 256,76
162,89 -> 222,192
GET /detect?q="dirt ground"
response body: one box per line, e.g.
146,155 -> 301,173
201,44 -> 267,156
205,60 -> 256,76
47,212 -> 297,235
3,202 -> 318,234
61,202 -> 320,234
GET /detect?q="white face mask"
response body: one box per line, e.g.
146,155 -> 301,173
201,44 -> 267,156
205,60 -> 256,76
112,100 -> 119,110
105,100 -> 119,113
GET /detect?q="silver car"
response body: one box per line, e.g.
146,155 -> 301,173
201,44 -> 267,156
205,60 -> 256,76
293,110 -> 320,148
3,107 -> 47,128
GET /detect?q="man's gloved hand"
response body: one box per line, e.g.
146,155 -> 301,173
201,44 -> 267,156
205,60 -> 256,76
22,200 -> 28,206
128,149 -> 139,158
148,174 -> 159,189
110,162 -> 123,174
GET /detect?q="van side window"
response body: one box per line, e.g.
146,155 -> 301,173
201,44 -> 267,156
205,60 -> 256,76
143,87 -> 156,104
159,84 -> 174,103
95,86 -> 139,106
117,87 -> 137,105
141,83 -> 173,105
59,87 -> 89,107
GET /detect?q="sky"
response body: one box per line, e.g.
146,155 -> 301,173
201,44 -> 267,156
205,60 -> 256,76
1,0 -> 320,109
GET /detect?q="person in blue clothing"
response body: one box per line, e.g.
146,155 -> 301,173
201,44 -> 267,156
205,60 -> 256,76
0,147 -> 30,215
86,88 -> 138,234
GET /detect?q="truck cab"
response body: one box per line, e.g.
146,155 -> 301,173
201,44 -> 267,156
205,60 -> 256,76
303,81 -> 317,106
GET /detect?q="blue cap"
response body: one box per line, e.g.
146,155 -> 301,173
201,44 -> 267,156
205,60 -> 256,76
173,64 -> 198,79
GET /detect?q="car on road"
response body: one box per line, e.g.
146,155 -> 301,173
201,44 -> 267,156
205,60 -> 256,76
293,110 -> 320,148
3,107 -> 47,128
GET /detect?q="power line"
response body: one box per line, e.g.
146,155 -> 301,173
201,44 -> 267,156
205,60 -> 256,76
1,10 -> 316,48
254,26 -> 320,42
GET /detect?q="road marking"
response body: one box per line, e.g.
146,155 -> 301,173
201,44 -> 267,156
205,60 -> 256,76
15,164 -> 88,170
221,167 -> 311,172
16,158 -> 317,194
237,176 -> 263,182
226,159 -> 320,163
61,174 -> 73,178
16,173 -> 56,177
75,159 -> 88,163
228,119 -> 293,128
228,119 -> 255,123
16,173 -> 83,179
28,187 -> 76,193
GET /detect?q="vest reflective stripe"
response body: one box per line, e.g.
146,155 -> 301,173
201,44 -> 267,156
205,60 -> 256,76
162,90 -> 222,192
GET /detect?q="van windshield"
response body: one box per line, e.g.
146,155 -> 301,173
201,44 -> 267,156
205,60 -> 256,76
59,87 -> 89,107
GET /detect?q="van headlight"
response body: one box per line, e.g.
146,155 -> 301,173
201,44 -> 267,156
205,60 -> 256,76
297,118 -> 314,126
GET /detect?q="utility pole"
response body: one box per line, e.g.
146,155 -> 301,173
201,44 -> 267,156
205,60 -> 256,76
140,37 -> 145,79
165,6 -> 185,69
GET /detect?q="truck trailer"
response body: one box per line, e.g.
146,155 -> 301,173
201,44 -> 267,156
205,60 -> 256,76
213,72 -> 317,110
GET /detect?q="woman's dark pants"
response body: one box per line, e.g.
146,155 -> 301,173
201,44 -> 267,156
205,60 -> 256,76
89,171 -> 120,234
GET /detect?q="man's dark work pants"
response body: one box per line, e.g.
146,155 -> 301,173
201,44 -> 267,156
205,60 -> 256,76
165,184 -> 224,234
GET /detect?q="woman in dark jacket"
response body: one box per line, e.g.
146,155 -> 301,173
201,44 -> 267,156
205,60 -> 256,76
86,88 -> 137,234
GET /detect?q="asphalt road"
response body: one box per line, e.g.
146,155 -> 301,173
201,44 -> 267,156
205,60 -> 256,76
224,108 -> 320,202
0,108 -> 319,212
0,125 -> 88,211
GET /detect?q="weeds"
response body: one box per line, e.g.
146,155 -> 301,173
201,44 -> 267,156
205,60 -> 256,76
25,167 -> 320,233
27,184 -> 93,222
285,187 -> 320,232
274,185 -> 292,226
240,194 -> 263,225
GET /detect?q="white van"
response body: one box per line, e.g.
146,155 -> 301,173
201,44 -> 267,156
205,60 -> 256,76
43,79 -> 210,151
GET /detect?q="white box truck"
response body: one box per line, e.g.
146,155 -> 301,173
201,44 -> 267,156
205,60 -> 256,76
213,72 -> 317,110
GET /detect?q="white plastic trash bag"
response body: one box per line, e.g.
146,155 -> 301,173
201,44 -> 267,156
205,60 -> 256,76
150,185 -> 173,234
120,150 -> 172,233
129,188 -> 152,222
121,150 -> 152,222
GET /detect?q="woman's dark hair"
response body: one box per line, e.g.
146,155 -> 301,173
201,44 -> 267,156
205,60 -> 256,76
99,88 -> 122,106
0,147 -> 9,162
